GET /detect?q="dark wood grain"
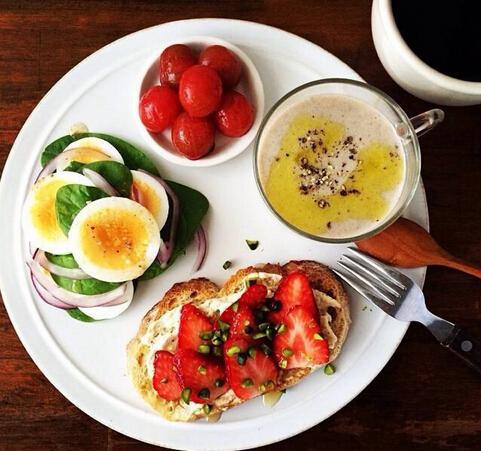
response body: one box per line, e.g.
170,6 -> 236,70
1,1 -> 480,450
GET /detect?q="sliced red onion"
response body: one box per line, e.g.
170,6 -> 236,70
192,225 -> 207,273
35,250 -> 90,279
82,168 -> 118,196
131,183 -> 143,204
34,150 -> 78,182
27,259 -> 127,308
138,170 -> 180,266
157,239 -> 170,269
101,281 -> 134,307
31,272 -> 71,309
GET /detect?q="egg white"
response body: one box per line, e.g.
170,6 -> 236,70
69,197 -> 161,282
23,172 -> 94,255
131,170 -> 169,230
57,137 -> 124,171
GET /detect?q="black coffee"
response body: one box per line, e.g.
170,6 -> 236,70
392,0 -> 481,82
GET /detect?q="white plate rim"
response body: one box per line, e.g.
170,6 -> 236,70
0,18 -> 428,451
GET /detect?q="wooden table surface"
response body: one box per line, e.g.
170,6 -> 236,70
1,1 -> 480,450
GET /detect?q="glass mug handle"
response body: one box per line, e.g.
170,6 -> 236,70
396,108 -> 445,138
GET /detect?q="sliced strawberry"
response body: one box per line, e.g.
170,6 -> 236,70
273,305 -> 329,369
152,350 -> 182,401
224,336 -> 278,400
173,349 -> 228,404
231,304 -> 257,339
269,272 -> 317,324
178,304 -> 214,352
218,305 -> 236,326
238,284 -> 267,309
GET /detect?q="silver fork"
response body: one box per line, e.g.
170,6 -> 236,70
333,247 -> 481,374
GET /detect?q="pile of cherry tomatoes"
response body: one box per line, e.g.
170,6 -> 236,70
139,44 -> 255,160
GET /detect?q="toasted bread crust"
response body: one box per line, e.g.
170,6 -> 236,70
127,261 -> 350,421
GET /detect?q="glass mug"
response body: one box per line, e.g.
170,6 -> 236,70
253,78 -> 443,244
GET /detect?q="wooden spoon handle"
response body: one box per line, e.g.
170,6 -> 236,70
437,255 -> 481,280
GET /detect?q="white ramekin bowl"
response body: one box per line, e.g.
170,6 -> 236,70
136,36 -> 264,167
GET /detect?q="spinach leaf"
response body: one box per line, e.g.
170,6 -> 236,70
41,135 -> 76,166
138,260 -> 163,281
55,184 -> 108,235
64,161 -> 85,172
83,160 -> 133,197
41,133 -> 159,175
67,308 -> 96,322
45,252 -> 79,269
168,180 -> 209,264
137,181 -> 209,280
52,274 -> 121,295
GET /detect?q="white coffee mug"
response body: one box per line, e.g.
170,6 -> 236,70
371,0 -> 481,106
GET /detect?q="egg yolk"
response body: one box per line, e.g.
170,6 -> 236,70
133,180 -> 160,218
68,147 -> 112,164
30,179 -> 66,240
79,208 -> 150,270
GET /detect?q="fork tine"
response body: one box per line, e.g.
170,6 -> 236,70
337,261 -> 395,305
348,247 -> 406,289
332,268 -> 394,313
342,255 -> 401,298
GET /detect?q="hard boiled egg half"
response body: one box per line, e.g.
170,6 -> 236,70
23,172 -> 94,255
57,137 -> 124,171
131,170 -> 169,230
69,197 -> 161,282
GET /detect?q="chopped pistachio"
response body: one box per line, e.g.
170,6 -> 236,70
258,322 -> 269,331
203,404 -> 212,415
282,348 -> 293,357
212,336 -> 222,346
237,352 -> 247,366
199,331 -> 213,340
198,388 -> 210,399
241,378 -> 254,387
218,320 -> 230,332
181,388 -> 191,404
260,343 -> 272,356
252,332 -> 266,340
246,239 -> 259,250
248,346 -> 257,358
276,323 -> 287,334
214,378 -> 225,388
198,344 -> 211,354
197,365 -> 207,375
324,364 -> 335,376
226,345 -> 241,356
222,260 -> 232,270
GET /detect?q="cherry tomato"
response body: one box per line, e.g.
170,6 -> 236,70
199,45 -> 242,88
179,65 -> 223,118
139,85 -> 182,133
171,112 -> 215,160
215,91 -> 254,137
159,44 -> 197,88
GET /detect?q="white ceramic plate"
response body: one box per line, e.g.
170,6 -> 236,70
0,19 -> 428,451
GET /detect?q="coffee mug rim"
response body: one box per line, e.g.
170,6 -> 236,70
379,0 -> 481,94
253,78 -> 421,244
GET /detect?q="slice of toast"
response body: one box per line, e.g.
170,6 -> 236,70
127,260 -> 350,421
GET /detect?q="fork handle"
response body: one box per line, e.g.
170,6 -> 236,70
443,326 -> 481,374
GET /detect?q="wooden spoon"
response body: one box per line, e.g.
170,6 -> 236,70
355,217 -> 481,279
